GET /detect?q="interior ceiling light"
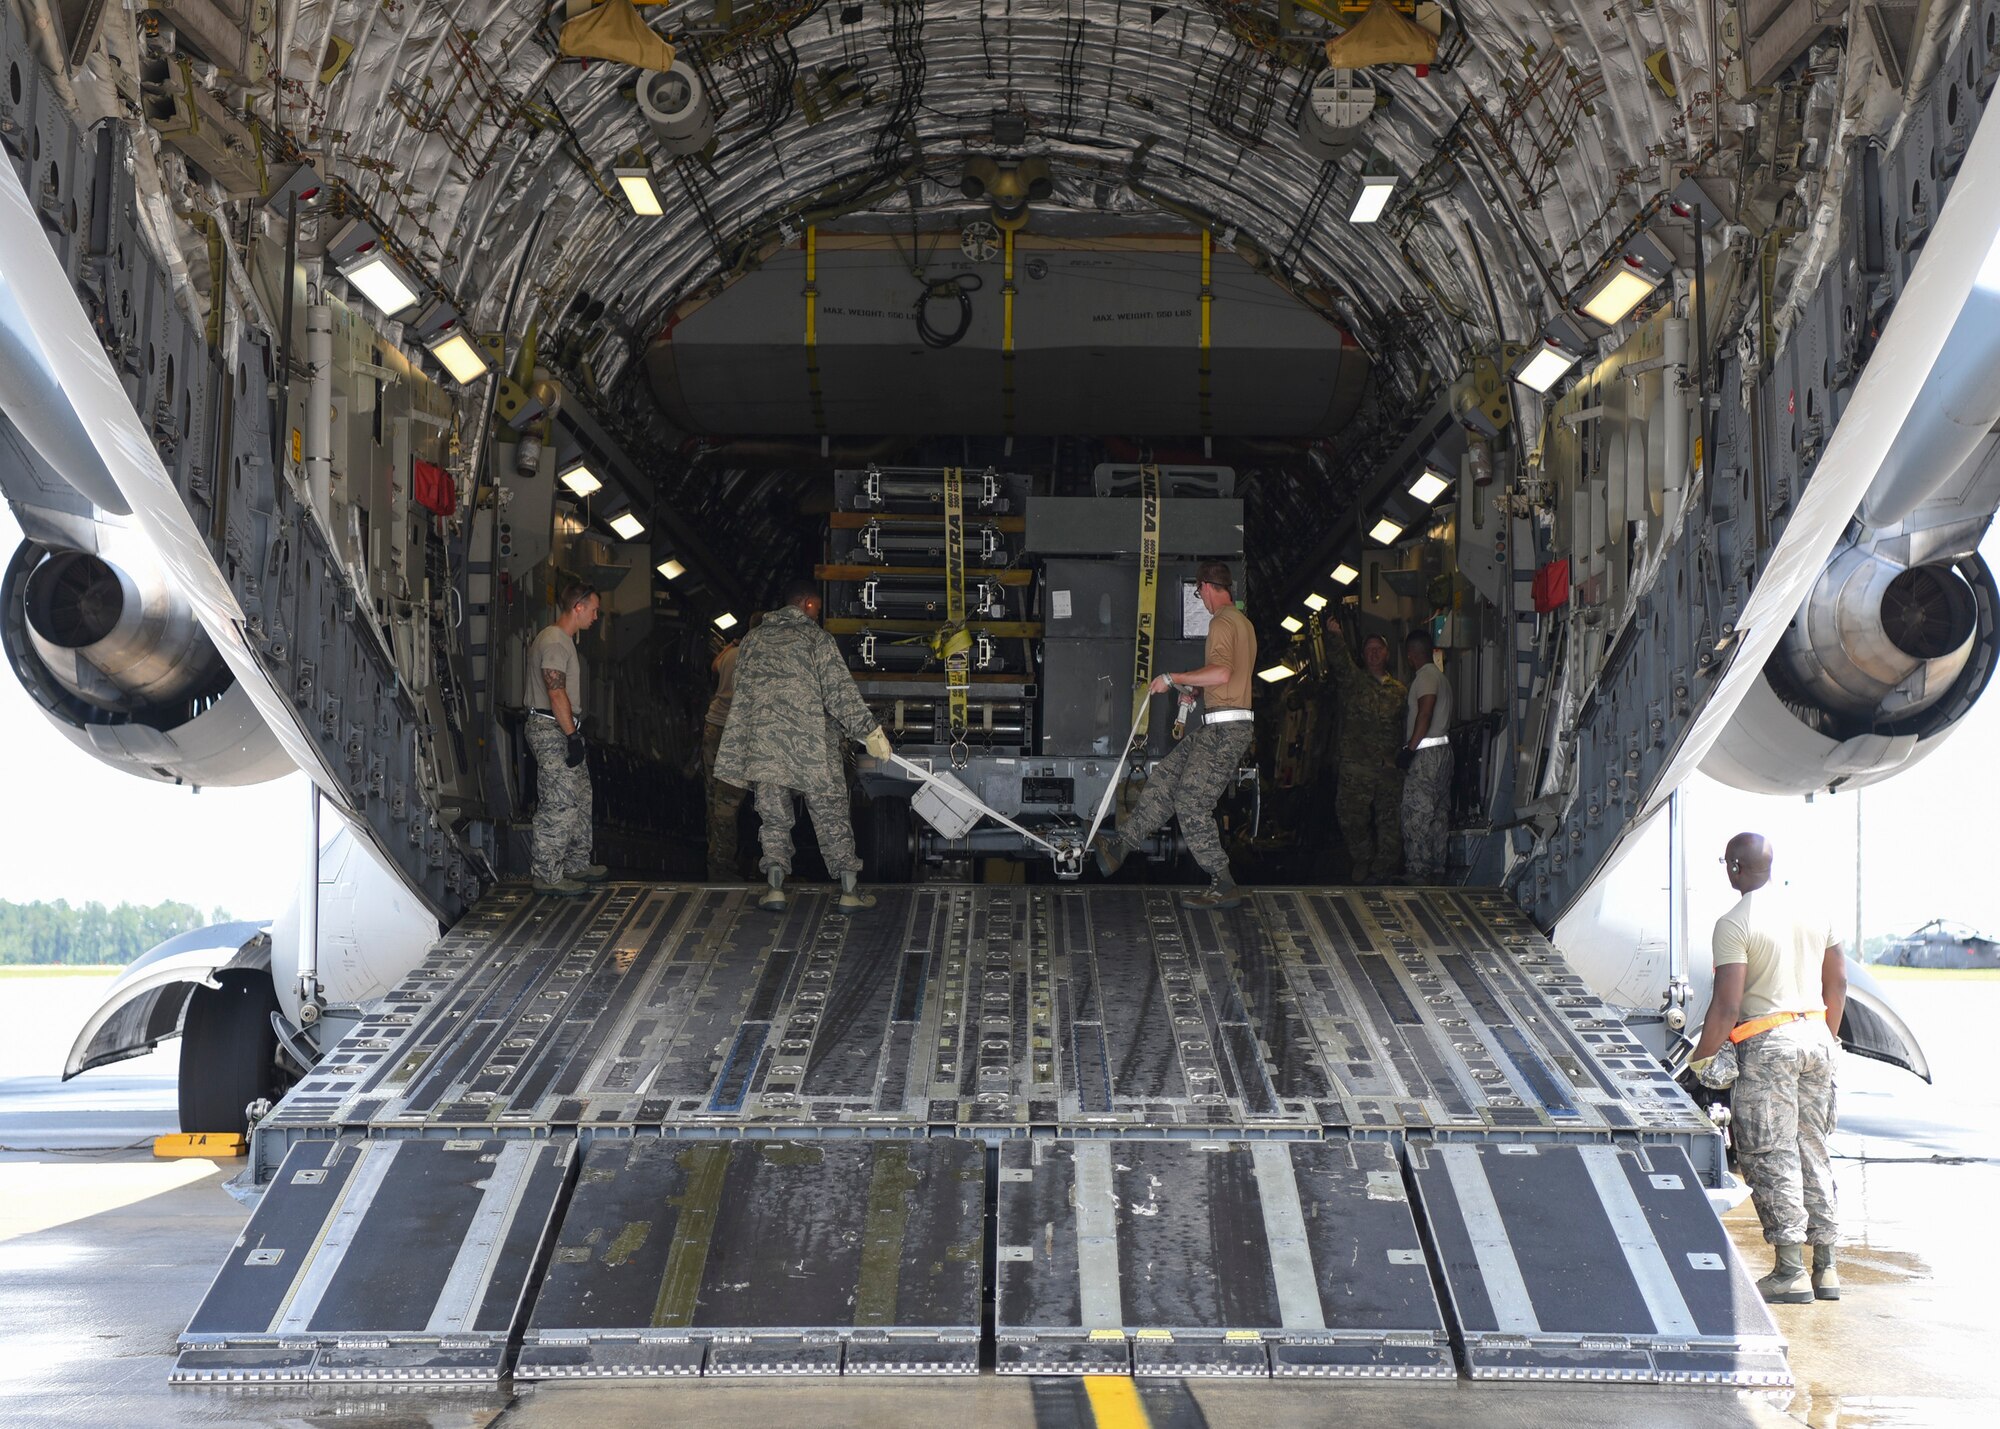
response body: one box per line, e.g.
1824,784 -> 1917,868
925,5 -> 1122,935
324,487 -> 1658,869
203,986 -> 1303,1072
1280,615 -> 1304,634
614,163 -> 664,218
714,611 -> 738,631
1303,593 -> 1329,612
1369,517 -> 1405,544
559,462 -> 602,497
331,226 -> 421,317
1349,172 -> 1397,224
608,512 -> 646,540
1408,468 -> 1452,504
656,558 -> 686,580
1514,342 -> 1581,394
1577,233 -> 1673,326
427,331 -> 488,384
1257,664 -> 1299,683
1331,562 -> 1359,586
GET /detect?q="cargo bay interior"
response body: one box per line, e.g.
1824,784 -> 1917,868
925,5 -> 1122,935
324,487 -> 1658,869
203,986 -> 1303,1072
8,0 -> 1999,1404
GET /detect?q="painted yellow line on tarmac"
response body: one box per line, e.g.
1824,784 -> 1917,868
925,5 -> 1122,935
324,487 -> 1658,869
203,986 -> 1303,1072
1082,1374 -> 1149,1429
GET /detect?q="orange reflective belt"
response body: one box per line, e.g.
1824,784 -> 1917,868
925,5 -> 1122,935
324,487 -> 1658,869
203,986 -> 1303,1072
1729,1009 -> 1826,1044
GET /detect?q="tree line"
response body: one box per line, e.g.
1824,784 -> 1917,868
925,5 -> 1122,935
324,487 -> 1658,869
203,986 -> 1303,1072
0,899 -> 235,966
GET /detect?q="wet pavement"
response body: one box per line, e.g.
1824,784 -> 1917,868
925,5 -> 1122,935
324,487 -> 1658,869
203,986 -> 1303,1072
2,971 -> 1991,1427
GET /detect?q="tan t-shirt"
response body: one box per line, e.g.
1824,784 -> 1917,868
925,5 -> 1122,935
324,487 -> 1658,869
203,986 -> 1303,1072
1712,886 -> 1834,1020
1202,603 -> 1256,712
528,623 -> 582,717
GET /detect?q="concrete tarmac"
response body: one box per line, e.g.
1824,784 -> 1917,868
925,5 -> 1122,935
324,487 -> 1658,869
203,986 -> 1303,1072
2,970 -> 1992,1428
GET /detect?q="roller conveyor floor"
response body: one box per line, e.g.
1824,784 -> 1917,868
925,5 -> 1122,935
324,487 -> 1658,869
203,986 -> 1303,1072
175,884 -> 1787,1390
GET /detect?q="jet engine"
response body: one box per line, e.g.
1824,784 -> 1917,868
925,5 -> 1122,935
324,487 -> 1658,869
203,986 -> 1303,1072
1702,540 -> 1998,795
2,534 -> 291,786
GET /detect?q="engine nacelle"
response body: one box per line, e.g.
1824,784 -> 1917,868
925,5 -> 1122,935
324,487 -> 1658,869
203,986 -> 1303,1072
1703,546 -> 1998,794
3,535 -> 291,786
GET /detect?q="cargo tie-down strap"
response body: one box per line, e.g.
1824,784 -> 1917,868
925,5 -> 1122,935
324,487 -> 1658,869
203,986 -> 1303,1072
886,753 -> 1062,856
1131,464 -> 1161,735
940,464 -> 971,766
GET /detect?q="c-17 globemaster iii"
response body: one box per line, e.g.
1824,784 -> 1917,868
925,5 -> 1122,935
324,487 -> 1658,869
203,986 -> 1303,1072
0,0 -> 1987,1392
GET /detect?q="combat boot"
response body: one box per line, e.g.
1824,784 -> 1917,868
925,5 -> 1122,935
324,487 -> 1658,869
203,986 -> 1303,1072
1757,1244 -> 1813,1305
838,872 -> 877,911
569,864 -> 609,883
1812,1244 -> 1841,1301
1180,875 -> 1244,910
533,877 -> 586,898
759,868 -> 788,913
1092,834 -> 1128,878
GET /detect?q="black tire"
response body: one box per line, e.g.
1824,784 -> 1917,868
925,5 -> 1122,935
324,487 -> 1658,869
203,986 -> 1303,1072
177,972 -> 286,1135
861,792 -> 918,884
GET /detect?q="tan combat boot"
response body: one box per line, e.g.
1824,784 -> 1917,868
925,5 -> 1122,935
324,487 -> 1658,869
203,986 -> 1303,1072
759,868 -> 787,912
838,873 -> 877,911
1812,1244 -> 1841,1301
1757,1244 -> 1813,1304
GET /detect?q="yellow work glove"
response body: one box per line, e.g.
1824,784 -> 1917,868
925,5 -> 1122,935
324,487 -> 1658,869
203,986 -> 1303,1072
863,727 -> 894,761
1688,1055 -> 1715,1080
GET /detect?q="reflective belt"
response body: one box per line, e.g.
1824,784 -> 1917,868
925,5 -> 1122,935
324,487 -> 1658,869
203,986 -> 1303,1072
1414,735 -> 1450,750
1205,709 -> 1253,725
1729,1008 -> 1826,1044
1131,464 -> 1161,734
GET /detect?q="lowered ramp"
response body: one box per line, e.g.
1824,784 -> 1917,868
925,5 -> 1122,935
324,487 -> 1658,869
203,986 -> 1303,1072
177,884 -> 1782,1386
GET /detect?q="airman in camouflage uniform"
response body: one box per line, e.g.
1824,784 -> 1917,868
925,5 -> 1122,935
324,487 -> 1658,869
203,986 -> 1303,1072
526,582 -> 603,896
714,580 -> 892,911
1094,563 -> 1256,909
1323,614 -> 1405,882
1685,833 -> 1846,1305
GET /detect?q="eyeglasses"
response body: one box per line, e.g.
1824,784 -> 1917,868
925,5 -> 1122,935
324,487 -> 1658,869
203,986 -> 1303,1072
1716,857 -> 1741,871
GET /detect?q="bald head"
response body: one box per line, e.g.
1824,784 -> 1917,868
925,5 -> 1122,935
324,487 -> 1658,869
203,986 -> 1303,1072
1724,833 -> 1773,892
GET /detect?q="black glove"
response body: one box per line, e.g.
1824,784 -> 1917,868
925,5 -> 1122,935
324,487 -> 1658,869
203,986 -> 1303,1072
565,731 -> 587,768
1395,746 -> 1416,772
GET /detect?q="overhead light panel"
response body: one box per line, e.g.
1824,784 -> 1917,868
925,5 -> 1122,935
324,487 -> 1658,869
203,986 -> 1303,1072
1577,234 -> 1673,326
608,512 -> 646,540
1280,615 -> 1304,634
1303,593 -> 1328,612
1331,562 -> 1359,586
614,163 -> 664,218
714,611 -> 738,631
1349,172 -> 1397,224
1514,341 -> 1581,394
427,331 -> 488,384
1257,664 -> 1299,684
1369,517 -> 1405,544
559,462 -> 602,496
656,558 -> 686,580
1408,468 -> 1452,504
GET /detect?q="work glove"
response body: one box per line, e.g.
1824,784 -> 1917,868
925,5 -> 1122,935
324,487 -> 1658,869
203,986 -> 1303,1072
863,727 -> 894,761
1395,747 -> 1415,772
564,731 -> 587,768
1690,1042 -> 1738,1089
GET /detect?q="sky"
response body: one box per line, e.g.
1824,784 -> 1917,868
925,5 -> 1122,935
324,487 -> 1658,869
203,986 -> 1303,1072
1,506 -> 1996,936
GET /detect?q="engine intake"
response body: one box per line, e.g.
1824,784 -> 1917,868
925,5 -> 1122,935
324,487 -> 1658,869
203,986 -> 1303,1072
4,537 -> 290,786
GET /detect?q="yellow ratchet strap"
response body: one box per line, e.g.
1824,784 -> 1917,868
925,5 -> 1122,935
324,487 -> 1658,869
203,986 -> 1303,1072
943,466 -> 970,764
1132,464 -> 1161,735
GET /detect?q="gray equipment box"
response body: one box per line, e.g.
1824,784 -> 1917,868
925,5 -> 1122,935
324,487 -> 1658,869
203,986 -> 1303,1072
1042,558 -> 1245,640
1041,638 -> 1204,758
1025,497 -> 1245,557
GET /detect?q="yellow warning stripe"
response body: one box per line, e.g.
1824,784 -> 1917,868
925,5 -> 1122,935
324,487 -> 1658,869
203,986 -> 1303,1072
1002,226 -> 1017,433
805,225 -> 825,434
1082,1374 -> 1149,1429
943,465 -> 970,759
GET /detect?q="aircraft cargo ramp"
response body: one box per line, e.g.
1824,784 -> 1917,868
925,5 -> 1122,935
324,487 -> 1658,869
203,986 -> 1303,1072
175,885 -> 1787,1389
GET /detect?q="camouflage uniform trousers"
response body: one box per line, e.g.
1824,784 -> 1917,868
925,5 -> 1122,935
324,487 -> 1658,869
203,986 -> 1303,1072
1732,1018 -> 1839,1246
1400,745 -> 1454,883
1118,721 -> 1252,881
525,718 -> 594,884
1336,760 -> 1403,883
702,720 -> 748,881
753,779 -> 861,880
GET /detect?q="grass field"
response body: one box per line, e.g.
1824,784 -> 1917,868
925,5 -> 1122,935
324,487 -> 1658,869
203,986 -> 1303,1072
1863,963 -> 2000,981
0,965 -> 122,978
